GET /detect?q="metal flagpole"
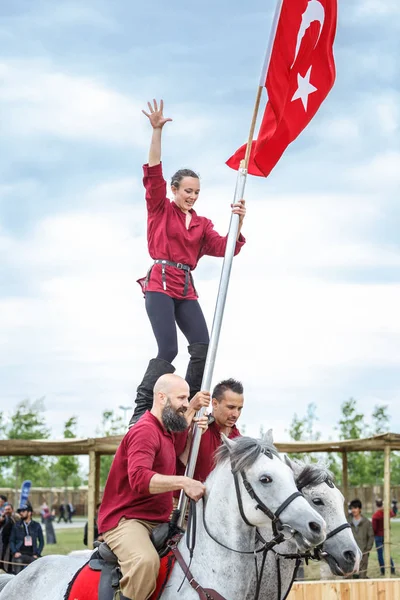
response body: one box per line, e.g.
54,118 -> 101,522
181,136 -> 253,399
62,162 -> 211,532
177,0 -> 285,529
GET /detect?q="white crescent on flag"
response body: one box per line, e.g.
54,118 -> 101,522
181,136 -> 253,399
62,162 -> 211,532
292,0 -> 325,67
291,0 -> 326,111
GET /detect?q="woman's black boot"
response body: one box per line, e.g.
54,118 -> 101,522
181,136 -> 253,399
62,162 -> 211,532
129,358 -> 175,427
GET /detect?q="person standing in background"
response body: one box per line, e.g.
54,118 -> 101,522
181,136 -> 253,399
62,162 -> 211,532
0,503 -> 16,573
372,498 -> 396,576
348,499 -> 374,578
10,504 -> 44,574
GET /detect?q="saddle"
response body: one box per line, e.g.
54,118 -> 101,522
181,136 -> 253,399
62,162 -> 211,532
83,513 -> 184,600
85,533 -> 179,600
88,542 -> 121,600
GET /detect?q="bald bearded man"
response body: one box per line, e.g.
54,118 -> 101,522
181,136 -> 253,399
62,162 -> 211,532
98,374 -> 209,600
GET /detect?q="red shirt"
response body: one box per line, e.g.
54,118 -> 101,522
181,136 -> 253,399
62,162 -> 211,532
98,411 -> 188,533
177,417 -> 241,483
371,509 -> 395,537
138,163 -> 246,300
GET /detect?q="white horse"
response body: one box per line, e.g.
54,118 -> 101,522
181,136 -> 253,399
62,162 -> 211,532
0,434 -> 326,600
246,457 -> 362,600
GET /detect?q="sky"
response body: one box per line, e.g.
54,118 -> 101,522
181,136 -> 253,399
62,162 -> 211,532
0,0 -> 399,443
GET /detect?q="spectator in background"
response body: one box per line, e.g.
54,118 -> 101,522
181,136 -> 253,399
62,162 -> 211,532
0,495 -> 7,516
83,503 -> 103,547
372,498 -> 396,576
392,498 -> 398,517
0,496 -> 8,567
57,503 -> 67,523
348,499 -> 374,579
41,501 -> 57,545
10,504 -> 44,574
66,502 -> 75,523
0,503 -> 16,573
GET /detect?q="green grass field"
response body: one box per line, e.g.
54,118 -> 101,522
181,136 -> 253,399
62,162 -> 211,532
42,527 -> 87,556
42,521 -> 400,580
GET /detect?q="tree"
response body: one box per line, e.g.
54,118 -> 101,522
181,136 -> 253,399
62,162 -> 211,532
367,405 -> 390,485
53,417 -> 81,488
337,398 -> 369,486
96,410 -> 126,486
0,399 -> 51,490
287,403 -> 321,461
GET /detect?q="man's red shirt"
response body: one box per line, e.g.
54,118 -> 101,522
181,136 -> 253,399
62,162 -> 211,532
98,411 -> 188,533
371,509 -> 395,537
138,163 -> 245,300
177,417 -> 241,483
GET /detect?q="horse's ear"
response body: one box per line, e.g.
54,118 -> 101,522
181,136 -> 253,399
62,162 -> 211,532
284,455 -> 302,476
262,429 -> 274,445
221,434 -> 235,452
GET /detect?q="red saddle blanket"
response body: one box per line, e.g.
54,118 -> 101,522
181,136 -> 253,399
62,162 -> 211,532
66,553 -> 176,600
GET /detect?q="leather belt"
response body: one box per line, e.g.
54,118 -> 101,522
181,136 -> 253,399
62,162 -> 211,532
145,260 -> 196,297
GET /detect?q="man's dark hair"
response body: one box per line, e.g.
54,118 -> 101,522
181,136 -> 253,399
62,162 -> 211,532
349,498 -> 362,510
0,495 -> 7,502
212,378 -> 243,402
171,169 -> 199,188
376,498 -> 383,508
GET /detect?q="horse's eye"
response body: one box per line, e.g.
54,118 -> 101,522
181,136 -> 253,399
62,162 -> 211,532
259,475 -> 272,484
312,498 -> 324,506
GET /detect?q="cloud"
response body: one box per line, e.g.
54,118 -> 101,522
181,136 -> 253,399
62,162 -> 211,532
348,151 -> 400,191
353,0 -> 400,18
0,60 -> 149,146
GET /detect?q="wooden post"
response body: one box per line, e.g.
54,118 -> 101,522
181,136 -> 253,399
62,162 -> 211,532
342,451 -> 349,506
384,444 -> 391,579
95,454 -> 101,505
88,450 -> 97,549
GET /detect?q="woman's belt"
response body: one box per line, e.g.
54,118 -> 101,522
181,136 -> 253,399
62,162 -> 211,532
145,259 -> 196,297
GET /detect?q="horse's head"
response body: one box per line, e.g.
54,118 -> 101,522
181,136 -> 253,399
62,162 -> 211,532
215,432 -> 326,548
286,457 -> 362,576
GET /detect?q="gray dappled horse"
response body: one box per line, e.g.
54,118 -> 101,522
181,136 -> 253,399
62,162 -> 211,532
246,457 -> 362,600
0,433 -> 326,600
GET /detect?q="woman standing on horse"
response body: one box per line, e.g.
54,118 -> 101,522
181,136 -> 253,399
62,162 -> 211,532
129,99 -> 246,426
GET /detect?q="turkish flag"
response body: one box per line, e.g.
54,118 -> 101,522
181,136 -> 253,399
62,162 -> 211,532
227,0 -> 337,177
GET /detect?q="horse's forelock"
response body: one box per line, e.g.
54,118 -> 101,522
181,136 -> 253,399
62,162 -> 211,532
214,436 -> 280,473
295,462 -> 334,491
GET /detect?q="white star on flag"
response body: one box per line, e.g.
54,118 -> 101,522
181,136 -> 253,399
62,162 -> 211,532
291,65 -> 318,111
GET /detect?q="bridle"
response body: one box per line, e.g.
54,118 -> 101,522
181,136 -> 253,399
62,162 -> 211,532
266,476 -> 352,600
296,476 -> 351,561
232,448 -> 304,539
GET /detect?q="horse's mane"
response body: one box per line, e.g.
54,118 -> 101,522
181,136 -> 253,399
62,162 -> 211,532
215,436 -> 280,473
295,461 -> 335,490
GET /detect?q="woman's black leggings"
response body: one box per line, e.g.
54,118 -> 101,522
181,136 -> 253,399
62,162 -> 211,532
145,291 -> 209,363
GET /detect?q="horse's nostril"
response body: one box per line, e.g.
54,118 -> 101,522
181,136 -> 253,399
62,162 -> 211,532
309,521 -> 321,534
343,550 -> 356,563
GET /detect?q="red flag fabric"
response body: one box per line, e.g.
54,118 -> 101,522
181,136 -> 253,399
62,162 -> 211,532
227,0 -> 337,177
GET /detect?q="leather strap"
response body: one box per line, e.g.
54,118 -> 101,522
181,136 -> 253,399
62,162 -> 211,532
325,522 -> 351,541
172,547 -> 228,600
145,260 -> 196,296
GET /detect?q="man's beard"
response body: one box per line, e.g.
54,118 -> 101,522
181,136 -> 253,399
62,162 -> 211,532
162,399 -> 188,433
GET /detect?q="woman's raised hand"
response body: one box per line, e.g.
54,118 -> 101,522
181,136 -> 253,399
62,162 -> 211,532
142,99 -> 172,129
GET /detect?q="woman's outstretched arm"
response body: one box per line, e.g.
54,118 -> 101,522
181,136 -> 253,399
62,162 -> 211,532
142,99 -> 172,166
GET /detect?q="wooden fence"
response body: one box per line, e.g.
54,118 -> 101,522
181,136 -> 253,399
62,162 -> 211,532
288,579 -> 400,599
